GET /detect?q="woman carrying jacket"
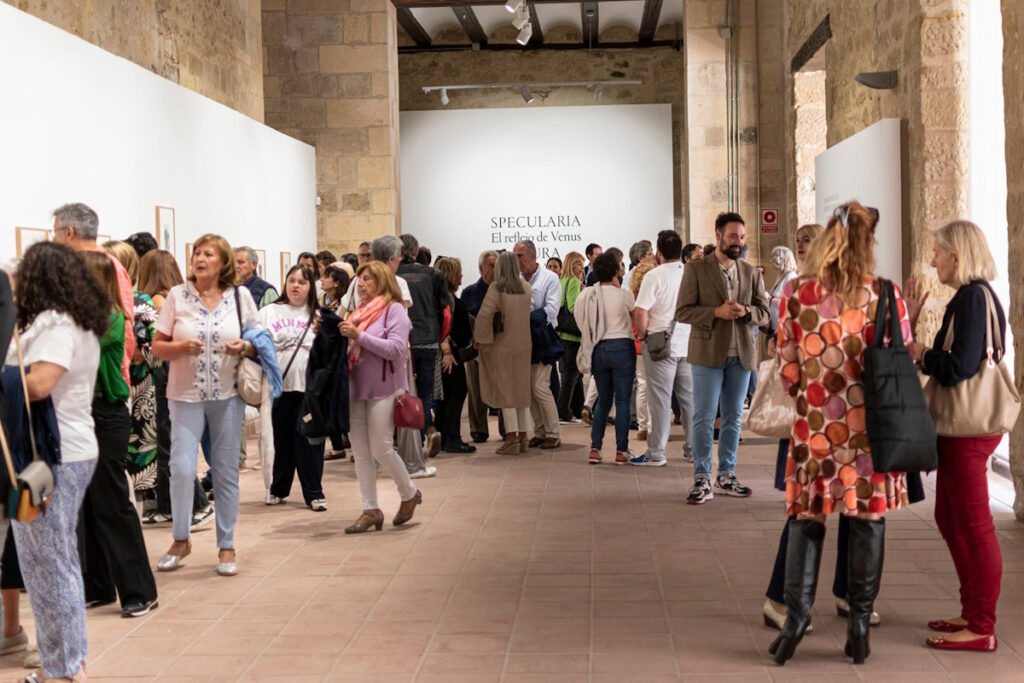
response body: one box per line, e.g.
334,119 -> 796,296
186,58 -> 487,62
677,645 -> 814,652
474,252 -> 533,455
905,220 -> 1007,653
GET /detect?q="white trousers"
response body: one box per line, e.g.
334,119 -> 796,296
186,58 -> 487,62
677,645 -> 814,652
502,407 -> 532,433
349,392 -> 418,511
636,355 -> 649,431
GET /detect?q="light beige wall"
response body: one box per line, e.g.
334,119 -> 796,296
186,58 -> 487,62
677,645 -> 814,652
793,70 -> 826,227
4,0 -> 265,122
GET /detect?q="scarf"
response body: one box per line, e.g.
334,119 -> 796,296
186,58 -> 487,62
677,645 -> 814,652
347,295 -> 391,370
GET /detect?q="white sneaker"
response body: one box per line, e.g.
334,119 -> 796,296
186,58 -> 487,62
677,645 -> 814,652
265,493 -> 284,505
410,466 -> 437,479
309,499 -> 327,512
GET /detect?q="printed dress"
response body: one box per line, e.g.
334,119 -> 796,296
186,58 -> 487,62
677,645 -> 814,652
128,291 -> 160,491
778,275 -> 910,517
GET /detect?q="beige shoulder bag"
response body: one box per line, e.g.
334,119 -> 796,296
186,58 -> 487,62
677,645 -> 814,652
923,286 -> 1021,437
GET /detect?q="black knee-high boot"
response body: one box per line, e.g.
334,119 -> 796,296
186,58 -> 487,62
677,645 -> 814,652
769,519 -> 825,665
845,517 -> 885,664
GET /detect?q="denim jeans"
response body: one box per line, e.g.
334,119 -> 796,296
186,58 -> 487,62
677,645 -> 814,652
690,357 -> 750,481
590,338 -> 636,452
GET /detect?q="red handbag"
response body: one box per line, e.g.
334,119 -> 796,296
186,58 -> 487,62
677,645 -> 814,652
394,391 -> 425,430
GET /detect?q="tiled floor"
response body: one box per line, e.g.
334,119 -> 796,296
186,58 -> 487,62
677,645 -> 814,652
3,420 -> 1024,682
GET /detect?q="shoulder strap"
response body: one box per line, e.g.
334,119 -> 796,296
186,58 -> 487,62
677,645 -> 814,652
872,279 -> 891,349
13,326 -> 39,463
281,314 -> 313,381
233,286 -> 244,337
980,285 -> 1002,363
0,409 -> 16,484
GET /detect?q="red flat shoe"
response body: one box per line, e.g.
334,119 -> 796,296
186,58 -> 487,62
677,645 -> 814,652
926,634 -> 997,652
928,619 -> 967,633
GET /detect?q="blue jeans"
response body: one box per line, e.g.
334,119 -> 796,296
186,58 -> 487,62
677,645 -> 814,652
169,397 -> 245,548
411,346 -> 438,436
590,338 -> 636,452
691,357 -> 750,481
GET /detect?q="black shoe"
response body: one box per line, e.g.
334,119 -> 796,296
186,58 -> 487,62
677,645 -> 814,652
470,432 -> 488,444
629,421 -> 639,430
86,597 -> 116,609
201,477 -> 213,492
488,407 -> 500,417
444,439 -> 477,454
122,599 -> 158,618
845,518 -> 885,664
769,520 -> 825,665
207,490 -> 215,502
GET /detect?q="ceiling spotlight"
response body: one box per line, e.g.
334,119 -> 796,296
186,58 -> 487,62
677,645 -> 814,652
516,20 -> 533,45
504,0 -> 522,13
512,4 -> 530,30
519,86 -> 534,104
439,88 -> 449,106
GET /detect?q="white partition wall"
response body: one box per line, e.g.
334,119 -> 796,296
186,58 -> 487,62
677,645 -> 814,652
399,104 -> 674,280
0,3 -> 315,289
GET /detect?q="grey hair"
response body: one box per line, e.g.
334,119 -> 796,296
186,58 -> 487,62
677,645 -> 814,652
629,240 -> 652,265
234,246 -> 257,266
52,203 -> 98,240
399,233 -> 419,260
515,240 -> 537,256
371,234 -> 404,263
770,245 -> 797,273
358,241 -> 371,249
478,250 -> 498,269
493,251 -> 525,295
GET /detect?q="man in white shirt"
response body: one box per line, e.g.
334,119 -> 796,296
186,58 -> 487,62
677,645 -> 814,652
513,240 -> 562,449
631,230 -> 693,467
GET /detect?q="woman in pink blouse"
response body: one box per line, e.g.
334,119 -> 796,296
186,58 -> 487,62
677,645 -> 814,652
340,261 -> 421,533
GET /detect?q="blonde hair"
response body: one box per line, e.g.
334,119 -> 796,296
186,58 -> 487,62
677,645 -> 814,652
562,251 -> 585,283
932,220 -> 997,286
628,262 -> 654,297
801,201 -> 876,303
795,223 -> 825,243
355,261 -> 403,304
435,256 -> 463,293
103,240 -> 139,284
189,234 -> 236,290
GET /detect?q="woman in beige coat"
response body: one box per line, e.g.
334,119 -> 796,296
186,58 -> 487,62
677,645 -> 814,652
474,252 -> 533,455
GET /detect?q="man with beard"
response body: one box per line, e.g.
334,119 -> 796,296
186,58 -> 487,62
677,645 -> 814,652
676,213 -> 769,505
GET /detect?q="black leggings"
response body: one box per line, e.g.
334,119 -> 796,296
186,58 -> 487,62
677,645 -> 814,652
270,391 -> 325,504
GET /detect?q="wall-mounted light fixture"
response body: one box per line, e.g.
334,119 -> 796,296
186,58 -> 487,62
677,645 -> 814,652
854,70 -> 898,89
439,88 -> 449,106
422,80 -> 642,106
519,86 -> 535,104
516,21 -> 533,45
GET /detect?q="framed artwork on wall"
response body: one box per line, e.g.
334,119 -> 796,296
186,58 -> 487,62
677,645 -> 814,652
15,227 -> 48,257
155,206 -> 176,255
280,251 -> 292,290
255,248 -> 266,280
97,234 -> 112,244
185,241 -> 193,278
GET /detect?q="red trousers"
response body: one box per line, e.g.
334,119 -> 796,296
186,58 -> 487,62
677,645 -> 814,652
934,435 -> 1003,635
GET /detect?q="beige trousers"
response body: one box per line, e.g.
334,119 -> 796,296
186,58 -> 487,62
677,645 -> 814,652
530,363 -> 561,439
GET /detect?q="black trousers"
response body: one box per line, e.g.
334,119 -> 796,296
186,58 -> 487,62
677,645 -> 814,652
81,397 -> 158,606
437,363 -> 468,442
557,340 -> 581,421
154,370 -> 207,516
270,391 -> 325,505
0,526 -> 23,590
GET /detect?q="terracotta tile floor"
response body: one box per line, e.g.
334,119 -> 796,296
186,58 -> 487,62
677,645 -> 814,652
4,420 -> 1024,681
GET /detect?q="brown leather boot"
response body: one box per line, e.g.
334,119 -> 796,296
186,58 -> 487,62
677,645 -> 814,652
496,433 -> 520,455
393,490 -> 422,526
518,432 -> 529,453
344,509 -> 384,534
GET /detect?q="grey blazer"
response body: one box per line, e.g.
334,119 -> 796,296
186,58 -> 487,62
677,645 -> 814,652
675,252 -> 770,370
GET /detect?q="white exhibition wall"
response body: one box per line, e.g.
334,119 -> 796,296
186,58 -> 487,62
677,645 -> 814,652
0,3 -> 315,289
399,104 -> 674,281
815,118 -> 903,282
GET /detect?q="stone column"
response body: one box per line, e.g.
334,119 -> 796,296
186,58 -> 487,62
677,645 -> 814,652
262,0 -> 401,255
1001,0 -> 1024,521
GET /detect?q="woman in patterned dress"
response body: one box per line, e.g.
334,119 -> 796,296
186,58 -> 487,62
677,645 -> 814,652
769,201 -> 911,666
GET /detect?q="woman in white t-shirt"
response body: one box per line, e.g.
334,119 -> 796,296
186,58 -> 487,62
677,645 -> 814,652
7,242 -> 108,682
261,265 -> 324,511
152,234 -> 261,577
573,253 -> 637,465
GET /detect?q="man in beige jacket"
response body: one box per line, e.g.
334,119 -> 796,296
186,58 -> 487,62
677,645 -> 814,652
676,212 -> 770,505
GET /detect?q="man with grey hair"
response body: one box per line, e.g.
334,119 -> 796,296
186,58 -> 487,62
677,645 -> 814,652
51,202 -> 135,383
461,249 -> 498,442
513,239 -> 562,449
234,246 -> 278,308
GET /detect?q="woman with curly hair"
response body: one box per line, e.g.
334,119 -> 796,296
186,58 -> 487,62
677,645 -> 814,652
7,241 -> 110,682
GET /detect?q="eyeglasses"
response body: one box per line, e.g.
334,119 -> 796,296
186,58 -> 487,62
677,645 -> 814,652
833,205 -> 880,228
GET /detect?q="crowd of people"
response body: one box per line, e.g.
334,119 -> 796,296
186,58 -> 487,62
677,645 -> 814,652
0,199 -> 1011,680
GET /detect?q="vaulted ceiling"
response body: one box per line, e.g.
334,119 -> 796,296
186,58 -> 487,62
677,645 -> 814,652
394,0 -> 684,51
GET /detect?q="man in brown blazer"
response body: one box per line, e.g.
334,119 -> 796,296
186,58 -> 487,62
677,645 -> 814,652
676,212 -> 770,505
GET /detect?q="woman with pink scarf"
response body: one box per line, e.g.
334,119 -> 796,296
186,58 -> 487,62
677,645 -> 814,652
340,261 -> 422,533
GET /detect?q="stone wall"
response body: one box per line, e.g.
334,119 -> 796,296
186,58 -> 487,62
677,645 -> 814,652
4,0 -> 264,122
1002,0 -> 1024,520
263,0 -> 402,255
398,44 -> 687,234
793,70 -> 825,227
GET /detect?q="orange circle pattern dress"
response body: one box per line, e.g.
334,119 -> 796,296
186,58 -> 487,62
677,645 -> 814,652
778,276 -> 910,518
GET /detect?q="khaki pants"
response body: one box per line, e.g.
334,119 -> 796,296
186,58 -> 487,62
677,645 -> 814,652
530,363 -> 561,439
465,358 -> 489,437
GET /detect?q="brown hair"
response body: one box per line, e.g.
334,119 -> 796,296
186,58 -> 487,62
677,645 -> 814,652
628,262 -> 655,297
435,257 -> 463,293
355,261 -> 403,305
79,251 -> 126,317
801,201 -> 877,303
189,234 -> 235,290
795,223 -> 825,243
103,240 -> 139,284
138,250 -> 184,298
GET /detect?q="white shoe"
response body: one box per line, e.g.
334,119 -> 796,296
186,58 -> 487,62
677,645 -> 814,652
265,493 -> 284,505
0,627 -> 27,655
410,466 -> 437,479
309,499 -> 327,512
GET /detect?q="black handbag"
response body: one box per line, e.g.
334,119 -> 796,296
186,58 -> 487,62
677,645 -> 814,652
862,279 -> 937,473
556,284 -> 581,337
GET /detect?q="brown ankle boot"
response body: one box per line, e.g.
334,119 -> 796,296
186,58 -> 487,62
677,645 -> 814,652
344,509 -> 384,534
518,432 -> 529,453
393,490 -> 422,526
496,433 -> 520,455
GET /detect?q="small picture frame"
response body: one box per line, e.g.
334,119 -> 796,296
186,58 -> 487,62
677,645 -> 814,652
97,234 -> 112,244
155,206 -> 176,255
15,227 -> 48,257
184,241 -> 194,278
280,251 -> 292,290
255,248 -> 267,280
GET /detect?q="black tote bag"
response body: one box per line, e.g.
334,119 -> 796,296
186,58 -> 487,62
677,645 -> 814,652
862,279 -> 937,473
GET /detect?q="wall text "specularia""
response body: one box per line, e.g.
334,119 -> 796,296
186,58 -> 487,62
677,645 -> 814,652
490,216 -> 582,229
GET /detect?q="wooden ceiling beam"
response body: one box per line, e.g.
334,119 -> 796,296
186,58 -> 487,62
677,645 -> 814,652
393,0 -> 634,6
638,0 -> 663,43
396,7 -> 432,47
452,5 -> 488,45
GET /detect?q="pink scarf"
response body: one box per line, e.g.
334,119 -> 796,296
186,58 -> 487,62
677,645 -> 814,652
347,295 -> 390,370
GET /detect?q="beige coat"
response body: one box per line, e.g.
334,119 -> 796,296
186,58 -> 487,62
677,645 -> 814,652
474,282 -> 533,409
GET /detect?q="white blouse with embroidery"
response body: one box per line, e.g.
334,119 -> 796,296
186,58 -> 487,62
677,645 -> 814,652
156,283 -> 261,402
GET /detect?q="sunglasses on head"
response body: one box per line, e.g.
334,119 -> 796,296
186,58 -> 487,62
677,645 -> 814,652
833,205 -> 880,228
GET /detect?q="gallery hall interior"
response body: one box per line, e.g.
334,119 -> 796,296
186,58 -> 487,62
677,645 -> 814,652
1,0 -> 1024,681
